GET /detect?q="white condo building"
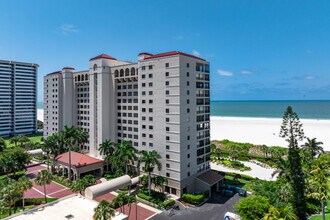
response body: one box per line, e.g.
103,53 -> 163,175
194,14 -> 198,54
0,60 -> 38,137
44,51 -> 222,196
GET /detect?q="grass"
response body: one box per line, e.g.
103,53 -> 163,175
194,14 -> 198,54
309,200 -> 330,220
4,134 -> 43,148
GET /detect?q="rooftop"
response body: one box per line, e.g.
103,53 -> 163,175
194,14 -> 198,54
196,170 -> 224,186
8,195 -> 127,220
144,51 -> 205,61
54,151 -> 103,168
90,53 -> 117,61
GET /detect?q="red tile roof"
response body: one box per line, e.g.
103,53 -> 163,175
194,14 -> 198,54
138,52 -> 153,56
47,71 -> 62,76
55,151 -> 103,168
62,67 -> 75,70
144,51 -> 205,61
90,54 -> 117,61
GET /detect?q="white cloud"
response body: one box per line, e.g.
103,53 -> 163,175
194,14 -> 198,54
192,50 -> 200,56
305,75 -> 315,80
241,70 -> 252,74
173,35 -> 184,40
217,69 -> 233,77
60,24 -> 79,35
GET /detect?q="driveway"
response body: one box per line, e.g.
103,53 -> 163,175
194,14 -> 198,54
151,193 -> 241,220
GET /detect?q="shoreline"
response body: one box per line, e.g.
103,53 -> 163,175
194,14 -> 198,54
211,116 -> 330,151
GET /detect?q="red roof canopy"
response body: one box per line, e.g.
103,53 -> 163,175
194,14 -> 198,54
62,67 -> 75,70
47,71 -> 62,76
144,51 -> 205,61
138,52 -> 153,56
55,151 -> 103,168
90,54 -> 117,61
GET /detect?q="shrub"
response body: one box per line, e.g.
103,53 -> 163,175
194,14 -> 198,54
137,193 -> 153,202
161,199 -> 175,209
182,193 -> 204,205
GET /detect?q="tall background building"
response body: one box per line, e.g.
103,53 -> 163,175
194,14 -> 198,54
44,51 -> 214,195
0,60 -> 38,137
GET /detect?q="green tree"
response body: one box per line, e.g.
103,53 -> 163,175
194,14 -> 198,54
307,161 -> 330,220
112,193 -> 126,213
113,140 -> 137,174
230,150 -> 239,161
260,145 -> 269,158
75,128 -> 89,151
138,150 -> 162,195
302,137 -> 324,159
35,170 -> 53,203
0,177 -> 22,215
0,136 -> 6,152
235,195 -> 270,220
17,176 -> 33,210
263,206 -> 297,220
17,134 -> 29,147
37,120 -> 43,130
127,195 -> 136,217
62,125 -> 77,182
9,136 -> 19,148
153,176 -> 168,192
272,158 -> 290,180
93,200 -> 116,220
99,140 -> 116,171
279,106 -> 307,220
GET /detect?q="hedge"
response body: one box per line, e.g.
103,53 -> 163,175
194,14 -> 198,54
137,193 -> 153,202
182,193 -> 204,205
161,199 -> 175,209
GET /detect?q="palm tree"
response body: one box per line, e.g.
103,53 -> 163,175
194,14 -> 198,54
263,206 -> 297,220
35,170 -> 53,203
302,137 -> 324,159
17,134 -> 29,147
230,150 -> 239,161
213,147 -> 222,161
113,140 -> 137,174
17,176 -> 32,210
127,195 -> 136,217
71,179 -> 88,195
272,158 -> 290,180
9,136 -> 19,148
75,128 -> 89,152
138,150 -> 162,195
0,136 -> 6,152
308,162 -> 330,220
93,200 -> 116,220
153,176 -> 168,192
260,145 -> 269,158
0,177 -> 22,215
99,140 -> 116,171
112,193 -> 126,213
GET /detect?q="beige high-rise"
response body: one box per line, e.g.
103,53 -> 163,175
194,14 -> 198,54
44,51 -> 212,195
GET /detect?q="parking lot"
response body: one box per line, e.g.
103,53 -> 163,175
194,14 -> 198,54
151,193 -> 241,220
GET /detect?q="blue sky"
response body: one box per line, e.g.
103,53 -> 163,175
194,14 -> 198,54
1,0 -> 330,101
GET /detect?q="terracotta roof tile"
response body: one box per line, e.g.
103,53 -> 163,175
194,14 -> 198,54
55,151 -> 103,168
90,54 -> 117,61
144,51 -> 205,61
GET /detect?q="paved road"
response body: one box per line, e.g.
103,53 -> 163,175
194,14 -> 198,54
151,193 -> 241,220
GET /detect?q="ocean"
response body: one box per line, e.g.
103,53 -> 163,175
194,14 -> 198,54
211,100 -> 330,119
38,100 -> 330,120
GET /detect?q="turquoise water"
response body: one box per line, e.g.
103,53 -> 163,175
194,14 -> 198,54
211,100 -> 330,119
38,100 -> 330,119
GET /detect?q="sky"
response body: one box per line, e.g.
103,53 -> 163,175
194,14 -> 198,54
1,0 -> 330,101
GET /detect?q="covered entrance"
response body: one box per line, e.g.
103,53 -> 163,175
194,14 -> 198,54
54,151 -> 104,180
195,170 -> 224,196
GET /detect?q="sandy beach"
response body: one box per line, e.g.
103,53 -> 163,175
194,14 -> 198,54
37,109 -> 44,122
211,116 -> 330,151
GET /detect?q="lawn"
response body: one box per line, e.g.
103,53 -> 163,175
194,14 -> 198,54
4,134 -> 43,148
310,200 -> 330,220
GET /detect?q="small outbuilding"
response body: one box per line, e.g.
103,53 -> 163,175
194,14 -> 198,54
54,151 -> 104,180
195,170 -> 224,196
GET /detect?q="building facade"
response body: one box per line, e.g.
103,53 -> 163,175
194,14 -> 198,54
44,51 -> 211,195
0,60 -> 38,137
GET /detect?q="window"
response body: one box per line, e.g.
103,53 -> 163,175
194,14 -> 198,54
142,66 -> 145,70
166,154 -> 170,159
166,99 -> 169,104
149,65 -> 153,70
166,164 -> 170,168
166,136 -> 170,141
165,81 -> 169,86
187,135 -> 190,140
166,173 -> 170,177
149,125 -> 153,130
142,91 -> 146,95
149,117 -> 153,121
165,72 -> 169,77
149,100 -> 153,104
149,143 -> 153,147
166,109 -> 169,113
187,81 -> 190,86
166,118 -> 170,122
187,108 -> 190,113
187,154 -> 190,158
166,145 -> 170,150
149,91 -> 153,95
149,82 -> 153,87
166,127 -> 170,131
187,145 -> 190,149
149,73 -> 153,78
165,63 -> 169,67
187,90 -> 190,95
166,90 -> 169,95
187,172 -> 190,176
149,134 -> 153,138
187,63 -> 190,68
149,108 -> 153,113
187,99 -> 190,104
142,83 -> 146,87
142,74 -> 146,79
186,72 -> 190,77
